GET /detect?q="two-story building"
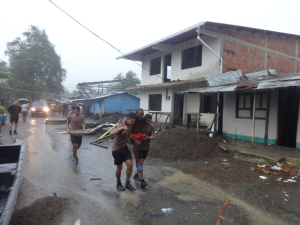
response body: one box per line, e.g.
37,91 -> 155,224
117,21 -> 300,129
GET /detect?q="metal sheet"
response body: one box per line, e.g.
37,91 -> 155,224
181,84 -> 237,94
245,69 -> 277,80
206,70 -> 242,86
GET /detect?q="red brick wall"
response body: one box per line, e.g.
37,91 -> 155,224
267,52 -> 295,74
223,39 -> 265,74
207,28 -> 300,75
267,36 -> 297,57
297,61 -> 300,73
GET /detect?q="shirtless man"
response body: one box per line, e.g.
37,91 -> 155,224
128,108 -> 144,172
67,106 -> 85,164
110,112 -> 136,191
133,114 -> 155,187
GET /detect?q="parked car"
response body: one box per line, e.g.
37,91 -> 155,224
30,101 -> 49,117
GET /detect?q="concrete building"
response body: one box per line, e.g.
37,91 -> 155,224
183,71 -> 300,149
117,21 -> 300,126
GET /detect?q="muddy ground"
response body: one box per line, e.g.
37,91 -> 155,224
1,115 -> 300,225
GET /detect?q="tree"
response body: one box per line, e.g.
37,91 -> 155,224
5,26 -> 66,102
107,71 -> 140,95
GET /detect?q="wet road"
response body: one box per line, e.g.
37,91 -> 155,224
3,116 -> 300,224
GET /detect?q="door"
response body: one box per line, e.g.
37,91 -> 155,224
278,87 -> 300,148
173,93 -> 184,124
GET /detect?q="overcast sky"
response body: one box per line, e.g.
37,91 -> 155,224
1,0 -> 300,92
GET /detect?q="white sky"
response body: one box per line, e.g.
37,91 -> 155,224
1,0 -> 300,92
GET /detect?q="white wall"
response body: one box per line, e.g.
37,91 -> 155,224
139,88 -> 173,123
141,35 -> 221,85
183,93 -> 200,118
223,91 -> 277,142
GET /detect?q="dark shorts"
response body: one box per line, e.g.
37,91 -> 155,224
10,116 -> 19,123
112,146 -> 132,165
70,135 -> 82,145
138,150 -> 148,160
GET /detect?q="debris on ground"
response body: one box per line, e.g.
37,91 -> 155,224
59,123 -> 113,135
161,208 -> 174,215
129,201 -> 138,209
74,219 -> 81,225
216,199 -> 230,225
150,127 -> 226,160
255,160 -> 299,177
95,114 -> 125,124
259,176 -> 267,179
10,196 -> 69,225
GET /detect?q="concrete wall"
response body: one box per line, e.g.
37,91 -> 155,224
139,88 -> 173,123
141,36 -> 221,85
222,91 -> 277,144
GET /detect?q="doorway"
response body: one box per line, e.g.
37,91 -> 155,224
173,93 -> 184,124
163,54 -> 171,82
277,87 -> 300,148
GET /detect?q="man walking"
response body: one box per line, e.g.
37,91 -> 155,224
67,106 -> 85,164
110,112 -> 136,191
128,108 -> 145,172
8,99 -> 21,135
133,114 -> 155,187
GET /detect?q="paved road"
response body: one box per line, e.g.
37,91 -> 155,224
2,116 -> 300,224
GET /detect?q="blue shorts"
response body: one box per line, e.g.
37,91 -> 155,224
22,111 -> 28,117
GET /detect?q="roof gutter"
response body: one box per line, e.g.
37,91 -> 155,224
196,26 -> 223,74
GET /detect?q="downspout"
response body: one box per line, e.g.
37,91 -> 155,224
196,27 -> 223,74
196,26 -> 223,134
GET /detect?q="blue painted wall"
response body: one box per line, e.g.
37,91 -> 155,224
89,101 -> 100,114
103,93 -> 139,114
89,93 -> 139,115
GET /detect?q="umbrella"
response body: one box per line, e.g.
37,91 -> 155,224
18,98 -> 30,102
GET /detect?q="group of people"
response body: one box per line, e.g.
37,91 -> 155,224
66,108 -> 155,191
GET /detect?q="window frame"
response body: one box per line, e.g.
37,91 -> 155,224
150,57 -> 161,76
181,45 -> 202,70
236,92 -> 268,119
148,94 -> 162,111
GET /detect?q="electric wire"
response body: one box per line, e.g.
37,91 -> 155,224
0,85 -> 71,98
48,0 -> 164,80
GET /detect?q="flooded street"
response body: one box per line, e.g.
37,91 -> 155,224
2,117 -> 300,225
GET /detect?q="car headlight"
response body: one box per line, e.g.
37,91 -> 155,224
31,108 -> 36,111
44,107 -> 49,112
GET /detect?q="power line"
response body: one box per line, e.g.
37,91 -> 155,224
48,0 -> 164,80
0,86 -> 70,98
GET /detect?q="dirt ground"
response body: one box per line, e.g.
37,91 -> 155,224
150,127 -> 227,160
10,196 -> 70,225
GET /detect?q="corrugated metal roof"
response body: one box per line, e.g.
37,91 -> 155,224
126,77 -> 206,90
181,84 -> 237,94
206,70 -> 242,86
234,81 -> 259,91
245,69 -> 277,80
71,92 -> 139,102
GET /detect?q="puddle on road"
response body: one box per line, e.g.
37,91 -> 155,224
159,168 -> 286,225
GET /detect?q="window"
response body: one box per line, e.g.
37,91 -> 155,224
150,57 -> 161,75
149,94 -> 162,111
236,92 -> 268,119
181,45 -> 202,70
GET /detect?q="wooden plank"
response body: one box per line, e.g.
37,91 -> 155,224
215,199 -> 230,225
264,92 -> 271,145
251,91 -> 256,147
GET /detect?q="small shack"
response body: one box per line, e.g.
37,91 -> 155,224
72,92 -> 140,117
